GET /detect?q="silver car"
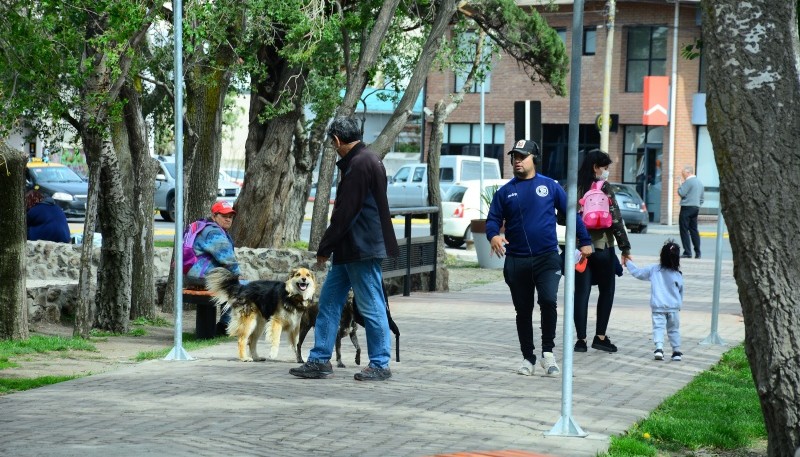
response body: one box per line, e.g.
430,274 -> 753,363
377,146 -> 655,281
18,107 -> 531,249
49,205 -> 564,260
154,156 -> 240,222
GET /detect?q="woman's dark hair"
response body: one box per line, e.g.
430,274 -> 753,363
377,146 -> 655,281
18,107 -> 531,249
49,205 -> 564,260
660,239 -> 682,272
577,149 -> 612,194
25,189 -> 45,212
327,116 -> 363,144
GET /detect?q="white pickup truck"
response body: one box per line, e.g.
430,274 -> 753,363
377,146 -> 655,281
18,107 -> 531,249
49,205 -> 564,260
387,155 -> 502,208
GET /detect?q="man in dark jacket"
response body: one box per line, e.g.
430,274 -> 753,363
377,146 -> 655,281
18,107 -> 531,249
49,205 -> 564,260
290,116 -> 399,381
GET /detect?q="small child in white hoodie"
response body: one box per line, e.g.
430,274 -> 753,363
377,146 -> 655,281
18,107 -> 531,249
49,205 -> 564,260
626,240 -> 684,361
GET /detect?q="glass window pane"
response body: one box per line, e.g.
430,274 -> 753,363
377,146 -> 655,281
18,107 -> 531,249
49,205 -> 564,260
394,167 -> 409,183
461,161 -> 481,180
584,28 -> 596,55
440,168 -> 454,182
557,28 -> 567,44
623,154 -> 639,183
651,27 -> 668,59
481,72 -> 491,92
450,124 -> 470,143
493,124 -> 505,144
651,59 -> 667,76
628,28 -> 651,59
626,61 -> 648,92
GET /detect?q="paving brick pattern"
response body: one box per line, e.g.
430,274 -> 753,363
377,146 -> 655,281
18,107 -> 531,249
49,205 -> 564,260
0,256 -> 743,457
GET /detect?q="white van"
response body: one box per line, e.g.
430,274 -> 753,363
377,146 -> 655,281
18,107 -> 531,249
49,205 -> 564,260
387,156 -> 502,208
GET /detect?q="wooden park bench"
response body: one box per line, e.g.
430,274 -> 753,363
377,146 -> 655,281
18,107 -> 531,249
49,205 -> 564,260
182,289 -> 218,340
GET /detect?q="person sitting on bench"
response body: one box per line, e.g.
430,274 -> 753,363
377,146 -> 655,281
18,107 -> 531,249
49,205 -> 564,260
184,201 -> 240,336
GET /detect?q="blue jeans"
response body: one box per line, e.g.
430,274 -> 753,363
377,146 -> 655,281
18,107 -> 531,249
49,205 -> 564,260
308,259 -> 391,369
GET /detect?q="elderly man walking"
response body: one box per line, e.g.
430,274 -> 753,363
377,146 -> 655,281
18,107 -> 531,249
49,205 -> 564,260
677,165 -> 704,259
290,116 -> 399,381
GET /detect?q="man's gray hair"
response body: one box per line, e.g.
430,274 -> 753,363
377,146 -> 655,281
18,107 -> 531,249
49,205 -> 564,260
327,116 -> 362,144
682,165 -> 694,174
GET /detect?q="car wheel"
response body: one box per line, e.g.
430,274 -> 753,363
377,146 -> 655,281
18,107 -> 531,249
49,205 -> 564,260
638,225 -> 648,234
161,195 -> 175,222
444,236 -> 463,248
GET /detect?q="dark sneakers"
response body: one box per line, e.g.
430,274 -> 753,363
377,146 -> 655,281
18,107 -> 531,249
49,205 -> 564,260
591,335 -> 618,352
354,365 -> 392,381
574,339 -> 588,353
289,361 -> 334,379
671,351 -> 683,361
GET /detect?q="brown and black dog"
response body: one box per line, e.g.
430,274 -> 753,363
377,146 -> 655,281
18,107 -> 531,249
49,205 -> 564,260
205,267 -> 317,362
298,287 -> 400,368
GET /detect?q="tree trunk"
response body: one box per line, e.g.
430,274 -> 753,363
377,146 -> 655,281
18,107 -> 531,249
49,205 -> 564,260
184,68 -> 230,223
308,0 -> 401,251
0,144 -> 28,340
119,83 -> 159,320
309,137 -> 338,251
230,95 -> 307,247
74,152 -> 101,338
427,101 -> 450,291
231,36 -> 312,248
703,1 -> 800,455
88,131 -> 135,333
369,0 -> 458,158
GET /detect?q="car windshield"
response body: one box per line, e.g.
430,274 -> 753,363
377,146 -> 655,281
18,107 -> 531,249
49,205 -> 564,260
163,162 -> 176,178
29,166 -> 84,183
225,169 -> 244,179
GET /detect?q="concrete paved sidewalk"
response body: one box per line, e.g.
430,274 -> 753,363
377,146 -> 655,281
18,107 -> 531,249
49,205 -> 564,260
0,255 -> 742,457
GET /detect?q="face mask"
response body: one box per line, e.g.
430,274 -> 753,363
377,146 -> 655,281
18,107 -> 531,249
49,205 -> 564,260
597,169 -> 609,180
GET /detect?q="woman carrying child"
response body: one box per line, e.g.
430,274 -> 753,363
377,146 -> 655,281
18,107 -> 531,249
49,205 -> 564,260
625,240 -> 684,361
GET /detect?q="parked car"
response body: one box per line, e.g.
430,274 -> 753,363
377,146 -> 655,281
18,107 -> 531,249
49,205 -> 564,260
25,160 -> 88,218
609,182 -> 648,233
387,156 -> 502,209
441,179 -> 509,248
154,156 -> 240,222
221,168 -> 245,186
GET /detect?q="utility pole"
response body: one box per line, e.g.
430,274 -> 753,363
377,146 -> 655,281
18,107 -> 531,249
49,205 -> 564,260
600,0 -> 616,153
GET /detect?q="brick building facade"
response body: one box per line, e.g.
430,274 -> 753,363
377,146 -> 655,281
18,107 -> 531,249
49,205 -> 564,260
423,0 -> 714,226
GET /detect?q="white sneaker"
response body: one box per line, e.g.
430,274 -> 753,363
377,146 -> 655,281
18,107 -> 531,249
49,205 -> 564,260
654,349 -> 664,360
540,352 -> 561,376
517,358 -> 535,376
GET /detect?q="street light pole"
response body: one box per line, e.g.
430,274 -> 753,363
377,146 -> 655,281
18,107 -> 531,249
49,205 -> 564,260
600,0 -> 616,153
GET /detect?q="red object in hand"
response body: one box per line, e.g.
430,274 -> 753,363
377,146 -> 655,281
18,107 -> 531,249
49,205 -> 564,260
575,257 -> 588,273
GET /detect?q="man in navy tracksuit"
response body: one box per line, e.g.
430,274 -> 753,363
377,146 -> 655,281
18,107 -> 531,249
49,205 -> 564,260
486,139 -> 593,377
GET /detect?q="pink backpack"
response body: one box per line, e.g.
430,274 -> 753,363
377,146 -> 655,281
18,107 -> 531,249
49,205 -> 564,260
181,220 -> 211,274
579,181 -> 612,230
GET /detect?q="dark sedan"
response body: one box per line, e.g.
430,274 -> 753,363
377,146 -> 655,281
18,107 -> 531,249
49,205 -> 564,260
609,182 -> 648,233
25,161 -> 88,218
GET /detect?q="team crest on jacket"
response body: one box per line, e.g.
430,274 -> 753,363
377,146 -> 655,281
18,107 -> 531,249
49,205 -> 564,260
536,185 -> 549,197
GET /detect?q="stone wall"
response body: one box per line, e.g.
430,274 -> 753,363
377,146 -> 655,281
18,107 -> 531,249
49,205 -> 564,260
24,241 -> 433,325
25,241 -> 321,324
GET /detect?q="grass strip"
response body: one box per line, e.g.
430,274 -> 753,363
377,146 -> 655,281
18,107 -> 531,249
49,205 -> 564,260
603,345 -> 766,456
0,335 -> 96,359
135,332 -> 231,361
0,375 -> 81,394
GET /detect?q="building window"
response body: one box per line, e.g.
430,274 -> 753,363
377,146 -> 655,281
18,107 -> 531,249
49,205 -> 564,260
453,32 -> 494,93
625,26 -> 668,92
583,27 -> 596,55
555,28 -> 567,45
622,125 -> 664,193
442,123 -> 506,175
540,124 -> 601,182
